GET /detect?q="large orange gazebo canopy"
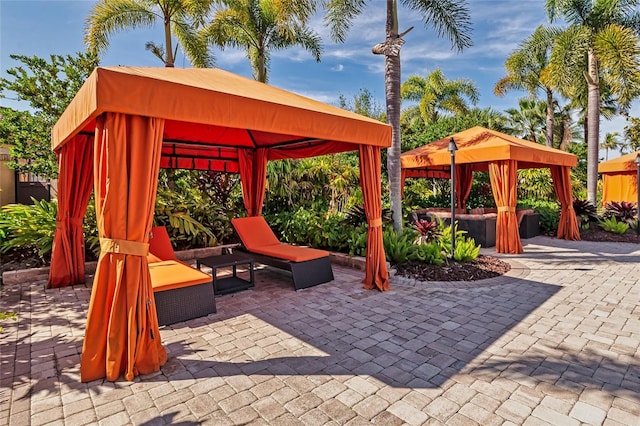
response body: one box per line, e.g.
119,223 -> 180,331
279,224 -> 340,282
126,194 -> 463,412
598,150 -> 640,204
53,66 -> 390,170
401,126 -> 577,172
49,66 -> 391,383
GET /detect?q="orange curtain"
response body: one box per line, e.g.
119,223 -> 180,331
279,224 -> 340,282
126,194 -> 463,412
551,165 -> 581,240
488,160 -> 523,254
238,148 -> 268,216
359,145 -> 389,291
602,173 -> 638,204
455,164 -> 473,210
48,135 -> 94,288
81,113 -> 167,382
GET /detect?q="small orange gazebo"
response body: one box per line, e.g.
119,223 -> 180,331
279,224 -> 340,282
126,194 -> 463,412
401,126 -> 581,254
598,151 -> 640,205
47,66 -> 391,382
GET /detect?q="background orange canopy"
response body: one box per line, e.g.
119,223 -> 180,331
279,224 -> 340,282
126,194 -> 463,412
598,151 -> 640,204
401,126 -> 580,253
401,126 -> 577,171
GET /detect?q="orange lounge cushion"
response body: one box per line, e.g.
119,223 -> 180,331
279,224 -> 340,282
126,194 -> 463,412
149,226 -> 178,261
231,216 -> 280,250
149,260 -> 212,292
250,243 -> 329,262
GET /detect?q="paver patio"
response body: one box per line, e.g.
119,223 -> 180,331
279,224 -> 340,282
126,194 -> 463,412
1,235 -> 639,425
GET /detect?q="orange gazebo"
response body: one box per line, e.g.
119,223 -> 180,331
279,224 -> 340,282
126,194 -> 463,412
598,151 -> 640,205
401,126 -> 580,254
48,66 -> 391,382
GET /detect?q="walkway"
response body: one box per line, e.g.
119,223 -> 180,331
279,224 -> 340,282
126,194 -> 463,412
1,236 -> 639,425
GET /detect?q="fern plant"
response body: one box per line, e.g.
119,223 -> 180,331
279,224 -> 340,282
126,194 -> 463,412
598,217 -> 629,234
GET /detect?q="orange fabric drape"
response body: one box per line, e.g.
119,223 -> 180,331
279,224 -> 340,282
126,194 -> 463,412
238,148 -> 268,216
455,164 -> 473,210
551,165 -> 581,240
602,173 -> 638,204
488,160 -> 523,254
359,145 -> 389,291
48,135 -> 94,288
81,113 -> 167,382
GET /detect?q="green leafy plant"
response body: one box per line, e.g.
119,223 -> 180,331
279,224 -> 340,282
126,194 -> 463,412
604,201 -> 637,226
383,227 -> 417,266
519,198 -> 560,234
411,241 -> 445,265
437,221 -> 467,256
453,237 -> 481,262
598,216 -> 629,234
0,199 -> 57,257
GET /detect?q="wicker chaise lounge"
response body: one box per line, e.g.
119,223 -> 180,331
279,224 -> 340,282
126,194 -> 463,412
231,216 -> 334,290
147,226 -> 216,326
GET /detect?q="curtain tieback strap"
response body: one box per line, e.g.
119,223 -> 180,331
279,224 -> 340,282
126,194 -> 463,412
55,220 -> 65,229
368,218 -> 383,228
498,207 -> 516,213
69,218 -> 83,225
100,238 -> 149,256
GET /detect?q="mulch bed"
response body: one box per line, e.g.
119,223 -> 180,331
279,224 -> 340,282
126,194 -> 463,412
395,255 -> 511,282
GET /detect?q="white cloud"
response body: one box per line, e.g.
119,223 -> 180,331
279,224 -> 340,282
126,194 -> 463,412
331,64 -> 344,72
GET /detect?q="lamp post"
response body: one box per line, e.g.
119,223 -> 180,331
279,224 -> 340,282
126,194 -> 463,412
635,154 -> 640,235
448,137 -> 458,258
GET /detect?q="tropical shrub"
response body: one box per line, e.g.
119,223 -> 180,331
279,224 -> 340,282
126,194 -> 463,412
411,241 -> 446,265
437,221 -> 468,256
0,199 -> 57,257
573,199 -> 599,230
453,237 -> 481,262
383,227 -> 417,266
519,198 -> 560,234
604,201 -> 637,226
412,219 -> 441,245
598,217 -> 629,234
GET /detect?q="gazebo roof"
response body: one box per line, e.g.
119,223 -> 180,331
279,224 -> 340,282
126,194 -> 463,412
401,126 -> 577,171
598,151 -> 640,174
53,66 -> 391,171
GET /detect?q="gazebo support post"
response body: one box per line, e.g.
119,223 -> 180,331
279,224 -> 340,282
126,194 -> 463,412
448,138 -> 458,258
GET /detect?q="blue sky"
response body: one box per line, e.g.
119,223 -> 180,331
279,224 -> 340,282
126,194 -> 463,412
0,0 -> 634,149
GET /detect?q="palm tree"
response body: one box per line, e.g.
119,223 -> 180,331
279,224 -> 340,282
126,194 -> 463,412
601,132 -> 622,161
85,0 -> 214,68
504,98 -> 547,143
401,68 -> 479,126
326,1 -> 472,231
495,25 -> 561,147
201,0 -> 321,83
544,0 -> 640,204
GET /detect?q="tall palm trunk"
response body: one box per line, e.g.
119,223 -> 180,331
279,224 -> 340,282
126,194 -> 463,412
545,88 -> 554,147
385,0 -> 403,232
586,49 -> 599,204
164,19 -> 175,67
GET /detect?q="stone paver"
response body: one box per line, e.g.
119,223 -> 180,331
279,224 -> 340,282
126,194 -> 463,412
1,236 -> 639,425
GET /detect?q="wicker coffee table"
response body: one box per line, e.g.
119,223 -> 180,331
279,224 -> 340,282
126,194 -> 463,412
196,252 -> 254,295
